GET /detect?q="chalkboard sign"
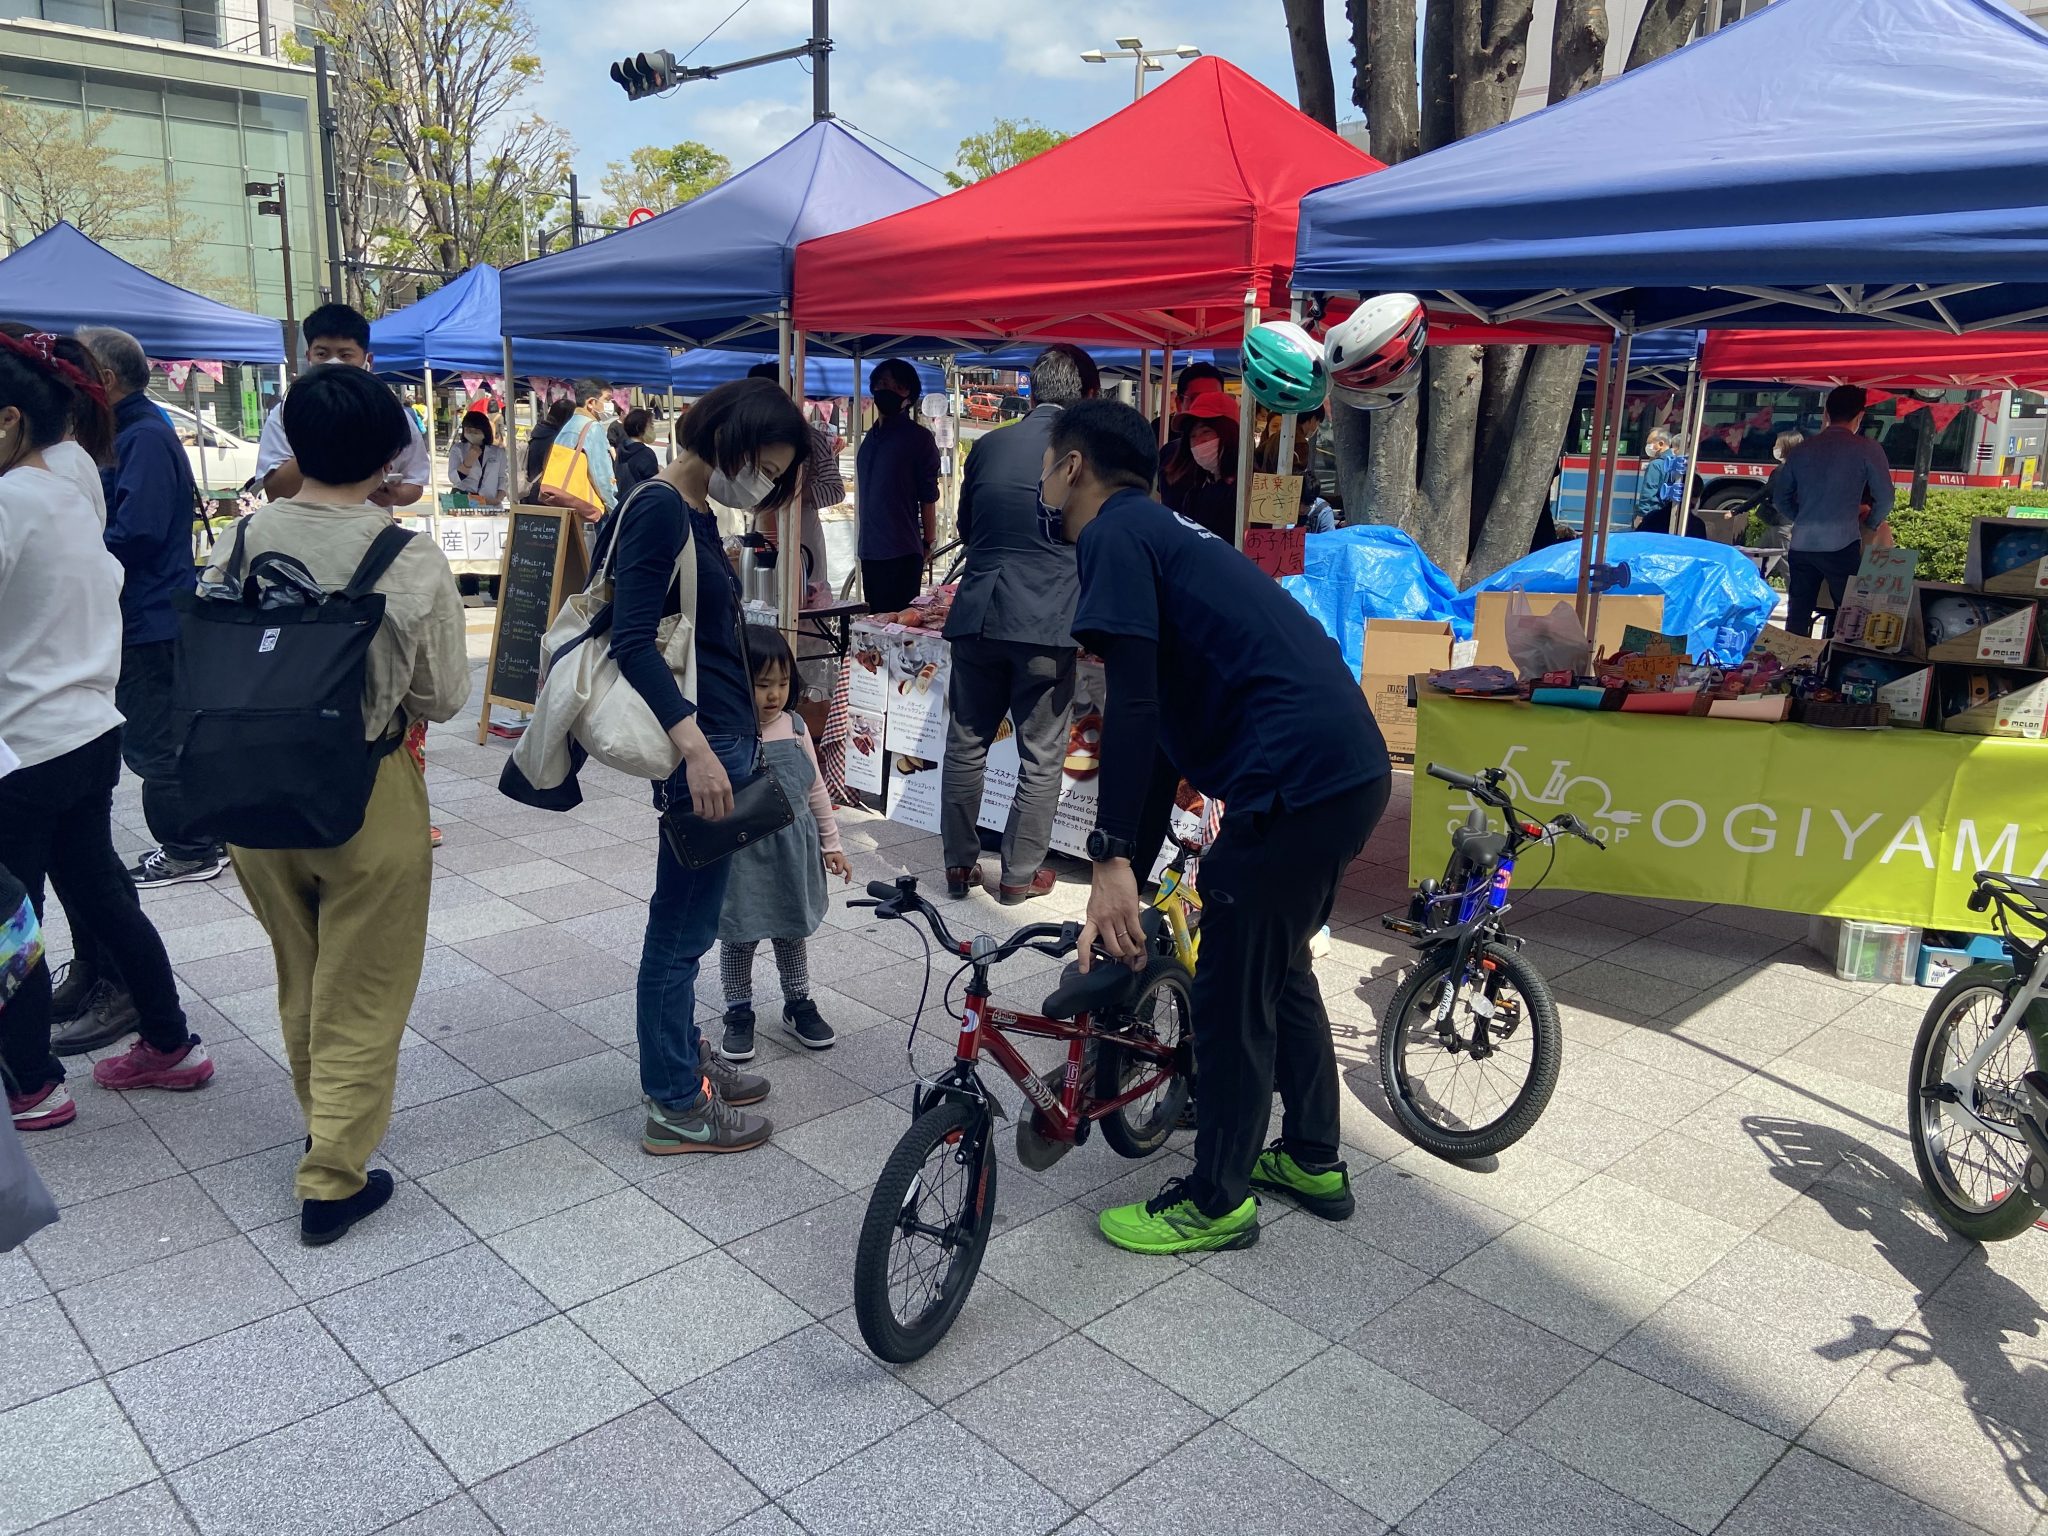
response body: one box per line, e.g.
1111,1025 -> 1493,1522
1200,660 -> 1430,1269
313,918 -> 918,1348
476,505 -> 587,741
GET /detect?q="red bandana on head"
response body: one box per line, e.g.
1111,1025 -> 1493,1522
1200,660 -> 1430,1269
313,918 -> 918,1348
0,330 -> 111,413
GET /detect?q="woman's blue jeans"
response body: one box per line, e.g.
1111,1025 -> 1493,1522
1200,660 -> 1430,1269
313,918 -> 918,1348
637,735 -> 753,1109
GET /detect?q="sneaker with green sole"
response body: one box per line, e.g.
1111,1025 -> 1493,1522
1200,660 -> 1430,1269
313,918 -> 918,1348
1249,1140 -> 1354,1220
642,1091 -> 771,1155
1098,1178 -> 1259,1255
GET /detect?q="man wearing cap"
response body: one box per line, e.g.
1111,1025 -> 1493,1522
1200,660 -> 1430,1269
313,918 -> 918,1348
1158,376 -> 1241,544
1769,384 -> 1894,636
940,345 -> 1099,905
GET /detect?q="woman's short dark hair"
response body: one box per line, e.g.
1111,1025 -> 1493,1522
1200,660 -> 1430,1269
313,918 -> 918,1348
0,322 -> 113,462
1176,361 -> 1225,393
871,358 -> 921,400
1048,398 -> 1158,491
677,378 -> 812,512
622,406 -> 653,440
744,623 -> 795,682
544,398 -> 575,429
459,409 -> 493,445
281,365 -> 409,486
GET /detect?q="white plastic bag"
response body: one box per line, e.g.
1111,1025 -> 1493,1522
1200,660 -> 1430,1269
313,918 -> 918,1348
1503,588 -> 1593,680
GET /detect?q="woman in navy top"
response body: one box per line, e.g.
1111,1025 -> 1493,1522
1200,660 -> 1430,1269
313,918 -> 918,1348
596,379 -> 812,1156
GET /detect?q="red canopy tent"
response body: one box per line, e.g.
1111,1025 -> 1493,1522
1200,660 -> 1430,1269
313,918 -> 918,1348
1701,329 -> 2048,389
795,57 -> 1380,350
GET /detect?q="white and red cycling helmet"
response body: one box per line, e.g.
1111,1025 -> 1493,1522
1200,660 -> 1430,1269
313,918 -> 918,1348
1323,293 -> 1427,411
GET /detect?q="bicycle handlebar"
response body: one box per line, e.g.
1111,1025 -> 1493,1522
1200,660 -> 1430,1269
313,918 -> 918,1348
1427,763 -> 1605,852
861,876 -> 1080,962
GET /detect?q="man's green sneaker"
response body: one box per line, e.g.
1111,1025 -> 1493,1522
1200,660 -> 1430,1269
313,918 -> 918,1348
1250,1141 -> 1354,1220
1098,1179 -> 1259,1255
642,1091 -> 771,1155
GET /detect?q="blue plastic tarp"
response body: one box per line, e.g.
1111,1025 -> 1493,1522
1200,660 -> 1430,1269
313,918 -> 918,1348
1282,525 -> 1468,673
1456,534 -> 1777,664
1294,0 -> 2048,333
667,351 -> 945,396
499,122 -> 935,349
370,266 -> 676,390
0,222 -> 284,362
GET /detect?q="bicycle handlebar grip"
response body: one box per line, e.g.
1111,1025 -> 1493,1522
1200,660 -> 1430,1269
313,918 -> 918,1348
1426,763 -> 1481,792
1969,886 -> 1993,913
866,881 -> 901,902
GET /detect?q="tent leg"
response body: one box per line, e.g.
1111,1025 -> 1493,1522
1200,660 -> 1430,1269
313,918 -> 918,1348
1586,325 -> 1635,648
780,330 -> 807,640
1575,339 -> 1616,625
1158,345 -> 1175,446
423,364 -> 439,505
501,339 -> 519,499
1677,359 -> 1710,539
1275,296 -> 1304,479
777,314 -> 793,395
1139,348 -> 1153,419
1233,291 -> 1258,551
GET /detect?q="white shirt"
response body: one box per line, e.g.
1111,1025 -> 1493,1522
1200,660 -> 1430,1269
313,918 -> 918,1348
0,465 -> 125,768
255,381 -> 432,491
43,439 -> 108,531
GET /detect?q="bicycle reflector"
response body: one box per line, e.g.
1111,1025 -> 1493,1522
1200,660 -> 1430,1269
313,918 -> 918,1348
611,49 -> 678,100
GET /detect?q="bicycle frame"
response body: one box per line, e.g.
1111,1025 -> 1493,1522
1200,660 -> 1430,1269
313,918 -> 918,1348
940,979 -> 1181,1146
1152,857 -> 1201,973
1940,932 -> 2048,1148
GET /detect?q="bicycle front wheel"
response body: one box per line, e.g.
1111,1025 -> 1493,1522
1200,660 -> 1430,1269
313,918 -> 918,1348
853,1097 -> 998,1363
1379,941 -> 1561,1159
1909,963 -> 2043,1243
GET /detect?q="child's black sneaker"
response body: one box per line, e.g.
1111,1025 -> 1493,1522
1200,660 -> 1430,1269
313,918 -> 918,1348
783,997 -> 836,1050
721,1005 -> 757,1062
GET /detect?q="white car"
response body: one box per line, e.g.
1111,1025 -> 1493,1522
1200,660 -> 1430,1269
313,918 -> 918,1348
153,398 -> 261,494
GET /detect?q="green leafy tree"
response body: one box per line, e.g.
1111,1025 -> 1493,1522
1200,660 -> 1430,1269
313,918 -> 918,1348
599,142 -> 730,225
946,118 -> 1069,189
0,95 -> 245,305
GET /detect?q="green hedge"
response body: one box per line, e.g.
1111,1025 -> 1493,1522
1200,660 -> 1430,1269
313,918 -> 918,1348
1745,487 -> 2032,584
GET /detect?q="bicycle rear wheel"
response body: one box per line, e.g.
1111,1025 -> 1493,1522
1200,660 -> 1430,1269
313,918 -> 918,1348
1379,941 -> 1560,1159
1097,963 -> 1194,1160
1908,963 -> 2043,1243
853,1097 -> 998,1363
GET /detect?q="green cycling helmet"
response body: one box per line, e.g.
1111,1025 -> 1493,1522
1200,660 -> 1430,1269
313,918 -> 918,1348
1242,320 -> 1328,414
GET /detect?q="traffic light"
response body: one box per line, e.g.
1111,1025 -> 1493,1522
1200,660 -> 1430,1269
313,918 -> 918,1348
610,50 -> 678,101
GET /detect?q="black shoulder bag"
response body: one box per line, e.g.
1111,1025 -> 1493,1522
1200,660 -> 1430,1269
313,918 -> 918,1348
657,557 -> 795,871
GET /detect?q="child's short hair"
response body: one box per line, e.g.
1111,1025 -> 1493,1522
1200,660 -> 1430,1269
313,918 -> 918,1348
745,624 -> 794,682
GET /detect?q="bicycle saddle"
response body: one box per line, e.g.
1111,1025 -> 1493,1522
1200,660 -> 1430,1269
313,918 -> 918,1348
1040,911 -> 1167,1020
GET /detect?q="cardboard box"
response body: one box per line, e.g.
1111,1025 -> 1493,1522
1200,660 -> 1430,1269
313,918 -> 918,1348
1359,619 -> 1454,762
1965,516 -> 2048,597
1936,664 -> 2048,739
1825,644 -> 1935,728
1472,592 -> 1664,672
1912,583 -> 2040,667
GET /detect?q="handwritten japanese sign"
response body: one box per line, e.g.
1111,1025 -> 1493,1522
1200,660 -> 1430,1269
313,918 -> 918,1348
1245,525 -> 1306,579
1246,473 -> 1303,528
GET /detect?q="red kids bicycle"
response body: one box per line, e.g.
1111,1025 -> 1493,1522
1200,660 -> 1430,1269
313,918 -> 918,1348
850,876 -> 1193,1362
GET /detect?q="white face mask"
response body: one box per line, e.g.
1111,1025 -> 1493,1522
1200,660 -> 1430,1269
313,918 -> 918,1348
464,432 -> 484,446
710,463 -> 776,509
1191,436 -> 1223,475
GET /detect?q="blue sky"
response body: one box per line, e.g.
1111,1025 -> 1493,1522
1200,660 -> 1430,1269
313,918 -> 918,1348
525,0 -> 1355,196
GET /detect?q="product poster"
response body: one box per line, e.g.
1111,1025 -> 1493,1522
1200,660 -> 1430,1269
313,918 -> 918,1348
1411,691 -> 2048,929
883,633 -> 951,761
885,753 -> 943,833
844,712 -> 886,796
848,626 -> 892,718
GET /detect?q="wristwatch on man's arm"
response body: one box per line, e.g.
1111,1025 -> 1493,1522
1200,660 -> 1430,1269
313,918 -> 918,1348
1087,828 -> 1135,865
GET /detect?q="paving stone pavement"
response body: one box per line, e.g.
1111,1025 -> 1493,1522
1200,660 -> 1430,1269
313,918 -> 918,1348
9,699 -> 2048,1536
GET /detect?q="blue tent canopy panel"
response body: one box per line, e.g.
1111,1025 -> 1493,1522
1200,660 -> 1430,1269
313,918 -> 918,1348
0,222 -> 284,363
1294,0 -> 2048,334
369,266 -> 677,390
668,352 -> 945,396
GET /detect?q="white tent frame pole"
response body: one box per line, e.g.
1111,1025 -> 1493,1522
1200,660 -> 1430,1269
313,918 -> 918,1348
1677,357 -> 1711,534
1585,323 -> 1636,647
781,328 -> 806,638
1276,295 -> 1303,478
501,338 -> 520,491
777,314 -> 793,394
1233,289 -> 1258,550
1158,345 -> 1175,446
423,364 -> 439,505
1575,337 -> 1616,625
1139,348 -> 1153,418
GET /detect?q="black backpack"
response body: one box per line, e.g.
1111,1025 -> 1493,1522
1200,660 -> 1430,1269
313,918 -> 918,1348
174,518 -> 417,850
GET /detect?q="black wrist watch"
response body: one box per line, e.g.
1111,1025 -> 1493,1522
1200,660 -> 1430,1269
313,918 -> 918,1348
1087,828 -> 1135,864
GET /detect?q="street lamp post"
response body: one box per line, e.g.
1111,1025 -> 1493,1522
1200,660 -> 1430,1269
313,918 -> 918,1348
246,174 -> 297,378
1079,36 -> 1201,103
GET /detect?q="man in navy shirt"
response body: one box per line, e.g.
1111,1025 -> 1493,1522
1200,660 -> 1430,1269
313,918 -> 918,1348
854,358 -> 940,613
1050,400 -> 1391,1256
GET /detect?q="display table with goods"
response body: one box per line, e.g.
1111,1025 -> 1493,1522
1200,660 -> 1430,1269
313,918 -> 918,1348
1408,515 -> 2048,938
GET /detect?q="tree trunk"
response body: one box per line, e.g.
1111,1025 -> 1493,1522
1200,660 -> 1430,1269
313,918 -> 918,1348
1448,0 -> 1536,142
1550,0 -> 1611,105
1910,404 -> 1936,510
1419,0 -> 1456,155
1626,0 -> 1707,70
1350,0 -> 1419,163
1471,343 -> 1529,537
1468,345 -> 1583,579
1283,0 -> 1338,128
1414,345 -> 1487,581
1366,393 -> 1422,530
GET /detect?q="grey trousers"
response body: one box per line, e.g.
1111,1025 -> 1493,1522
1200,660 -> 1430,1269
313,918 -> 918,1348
941,638 -> 1077,885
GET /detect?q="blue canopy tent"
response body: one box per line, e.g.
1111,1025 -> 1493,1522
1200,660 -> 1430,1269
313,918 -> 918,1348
498,121 -> 935,353
369,264 -> 676,389
1293,0 -> 2048,620
0,221 -> 284,362
667,351 -> 944,397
